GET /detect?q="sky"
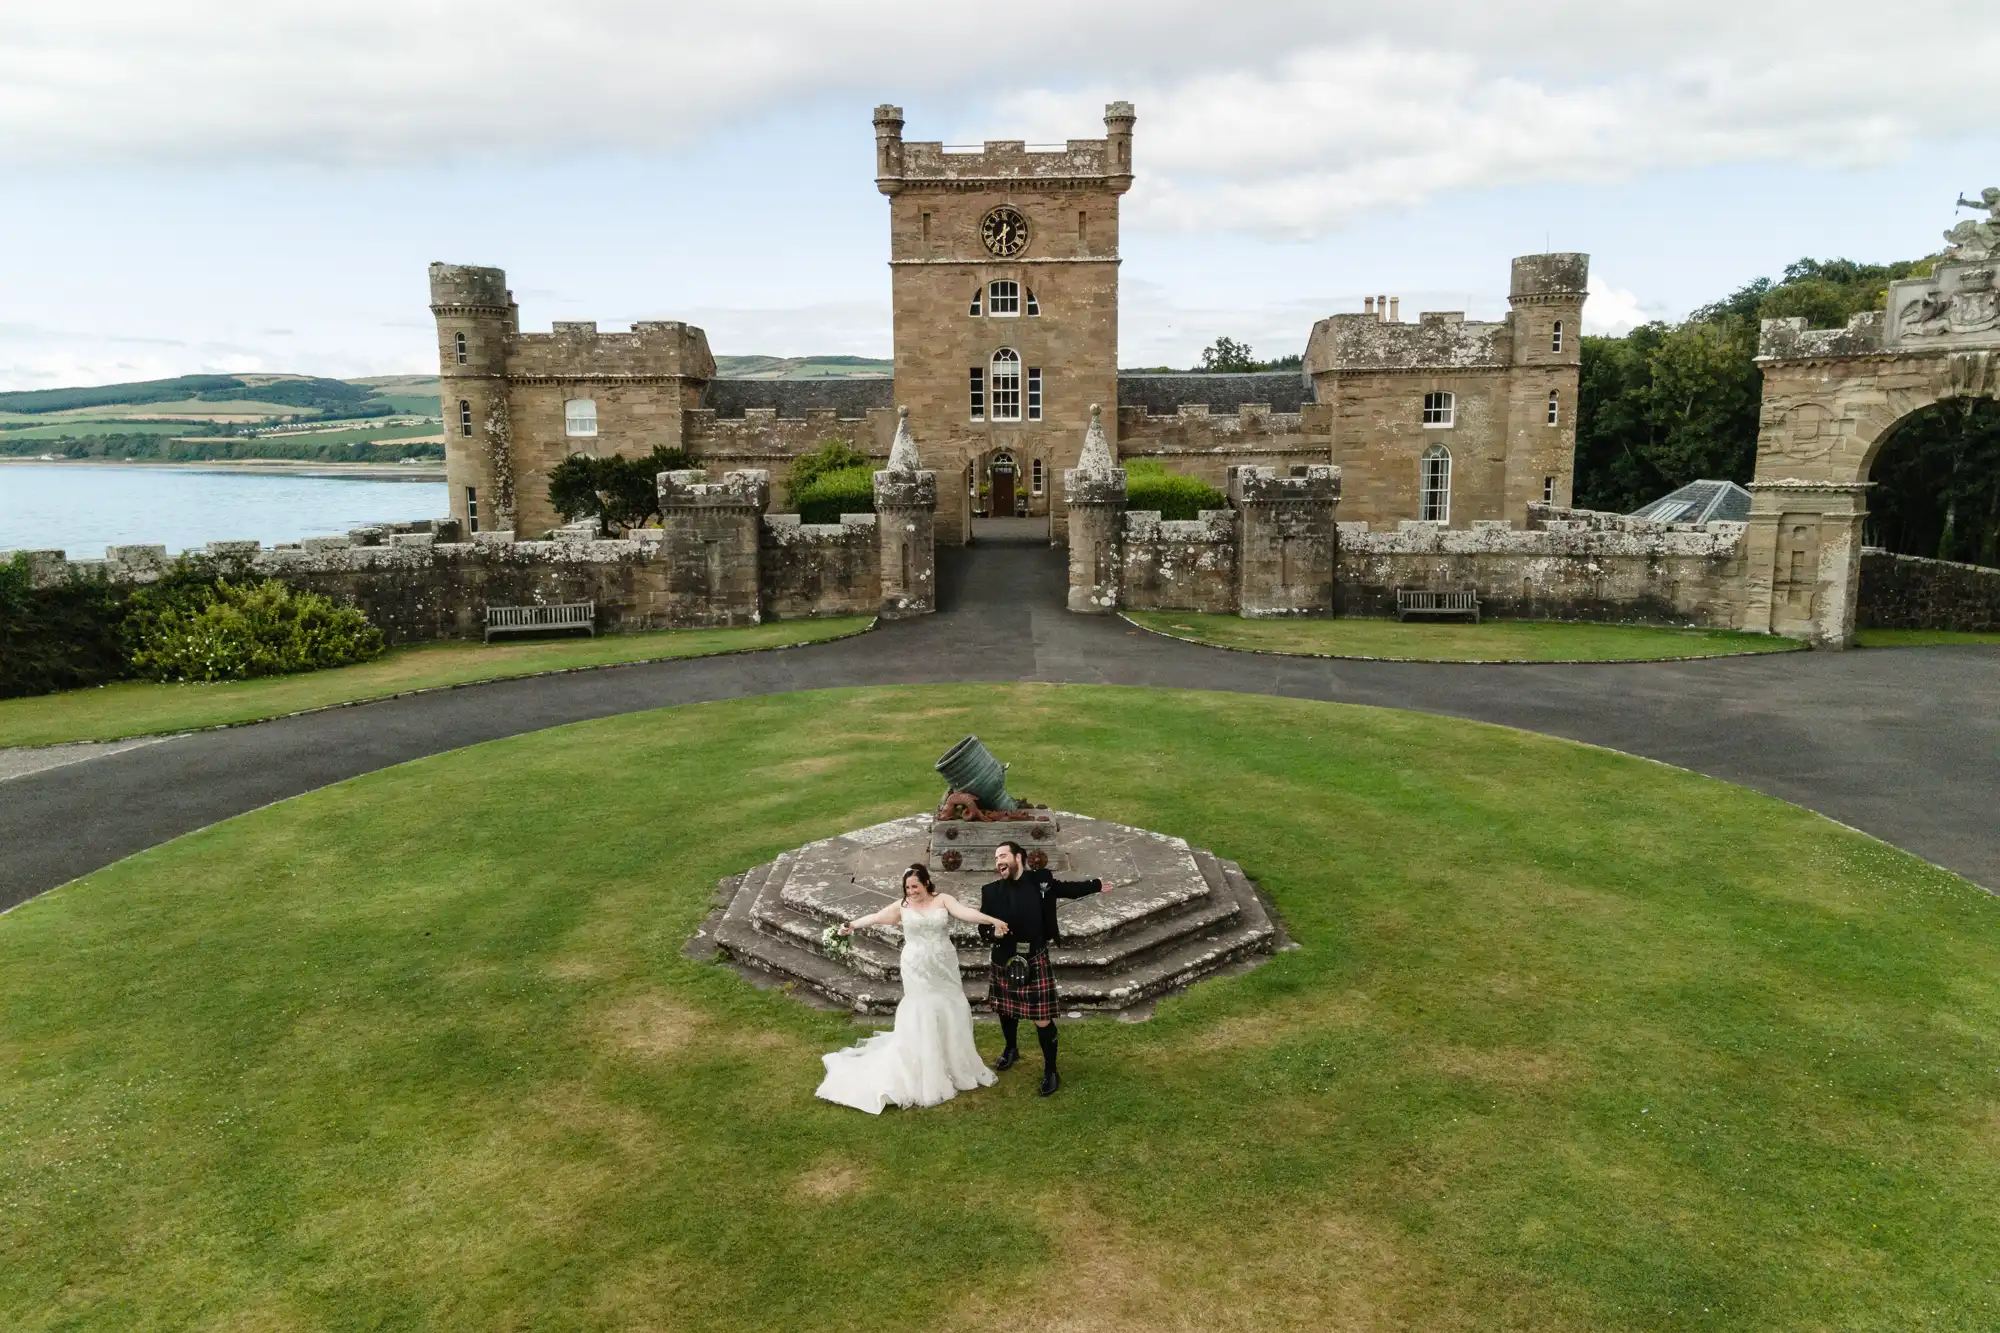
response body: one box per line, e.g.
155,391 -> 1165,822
2,0 -> 1998,390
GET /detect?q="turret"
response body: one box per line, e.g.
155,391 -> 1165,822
1104,101 -> 1136,193
873,104 -> 905,194
1507,253 -> 1588,366
430,262 -> 515,534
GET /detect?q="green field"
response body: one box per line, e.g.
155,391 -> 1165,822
2,685 -> 1994,1329
0,420 -> 197,441
1125,612 -> 1804,662
0,619 -> 872,747
249,423 -> 442,448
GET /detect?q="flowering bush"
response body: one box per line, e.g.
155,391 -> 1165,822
126,578 -> 384,683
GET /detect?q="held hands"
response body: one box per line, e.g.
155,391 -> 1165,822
836,923 -> 854,936
1099,878 -> 1111,894
992,921 -> 1010,936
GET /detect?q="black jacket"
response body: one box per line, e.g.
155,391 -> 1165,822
977,868 -> 1102,962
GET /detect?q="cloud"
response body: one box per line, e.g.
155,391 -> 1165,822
3,2 -> 1994,243
1582,276 -> 1651,336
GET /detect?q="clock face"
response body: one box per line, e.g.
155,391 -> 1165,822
981,206 -> 1029,257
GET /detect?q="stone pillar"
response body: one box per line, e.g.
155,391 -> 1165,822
874,407 -> 939,618
1064,404 -> 1126,613
1228,464 -> 1341,618
658,468 -> 769,627
1741,482 -> 1868,648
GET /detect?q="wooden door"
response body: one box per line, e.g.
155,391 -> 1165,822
991,462 -> 1016,516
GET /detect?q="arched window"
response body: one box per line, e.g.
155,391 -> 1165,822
1025,287 -> 1040,316
1552,320 -> 1564,354
968,286 -> 982,317
1422,391 -> 1454,428
1547,390 -> 1560,426
458,399 -> 472,436
564,398 -> 598,438
990,349 -> 1022,421
988,280 -> 1021,317
1420,444 -> 1451,523
454,331 -> 467,365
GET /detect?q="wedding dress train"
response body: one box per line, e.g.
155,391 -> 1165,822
816,905 -> 996,1114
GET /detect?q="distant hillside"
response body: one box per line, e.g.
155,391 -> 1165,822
0,374 -> 387,418
713,355 -> 892,380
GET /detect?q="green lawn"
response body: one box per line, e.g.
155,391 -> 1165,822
0,619 -> 871,747
2,685 -> 1994,1330
1126,612 -> 1804,662
1856,628 -> 2000,647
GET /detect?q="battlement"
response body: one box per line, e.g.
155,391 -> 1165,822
428,262 -> 510,310
1227,463 -> 1341,506
1509,253 -> 1591,303
507,320 -> 715,380
1117,401 -> 1328,454
660,468 -> 771,511
876,101 -> 1133,193
1303,310 -> 1510,375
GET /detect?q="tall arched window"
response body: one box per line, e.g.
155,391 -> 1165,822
1552,320 -> 1564,354
1547,390 -> 1560,426
564,398 -> 599,437
1420,444 -> 1451,523
990,349 -> 1022,421
454,331 -> 467,365
458,399 -> 472,437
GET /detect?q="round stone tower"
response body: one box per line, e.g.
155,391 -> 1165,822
430,262 -> 516,534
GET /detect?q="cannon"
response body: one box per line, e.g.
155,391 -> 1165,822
934,735 -> 1021,812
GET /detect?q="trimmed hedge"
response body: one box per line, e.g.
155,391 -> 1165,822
793,465 -> 877,525
0,556 -> 129,698
1124,459 -> 1226,521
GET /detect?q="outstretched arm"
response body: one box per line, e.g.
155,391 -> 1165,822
937,893 -> 1009,934
837,902 -> 902,935
1052,876 -> 1111,899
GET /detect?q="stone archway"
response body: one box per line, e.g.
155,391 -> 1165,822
1745,191 -> 2000,645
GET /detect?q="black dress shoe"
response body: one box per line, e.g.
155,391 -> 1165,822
1038,1069 -> 1061,1097
994,1047 -> 1019,1072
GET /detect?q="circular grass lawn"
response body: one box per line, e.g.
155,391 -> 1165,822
3,686 -> 1996,1331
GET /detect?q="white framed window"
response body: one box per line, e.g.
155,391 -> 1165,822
969,368 -> 984,421
1543,475 -> 1557,504
454,331 -> 467,365
1027,367 -> 1042,421
1547,390 -> 1560,426
1025,288 -> 1040,316
968,286 -> 982,317
1422,391 -> 1455,428
989,349 -> 1022,421
458,399 -> 472,436
465,486 -> 479,533
1420,444 -> 1451,523
988,280 -> 1021,317
1552,320 -> 1564,354
564,398 -> 598,438
1031,458 -> 1045,495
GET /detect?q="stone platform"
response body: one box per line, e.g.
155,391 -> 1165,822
696,811 -> 1279,1014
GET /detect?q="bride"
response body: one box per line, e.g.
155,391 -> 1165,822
816,863 -> 1011,1115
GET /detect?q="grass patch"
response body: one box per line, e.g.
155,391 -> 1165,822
1127,612 -> 1804,662
0,618 -> 871,746
2,685 -> 1995,1329
1856,628 -> 2000,647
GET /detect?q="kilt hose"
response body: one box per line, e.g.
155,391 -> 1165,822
987,945 -> 1060,1022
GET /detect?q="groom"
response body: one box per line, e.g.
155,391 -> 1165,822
978,842 -> 1109,1097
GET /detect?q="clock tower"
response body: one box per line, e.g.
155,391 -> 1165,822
875,102 -> 1134,545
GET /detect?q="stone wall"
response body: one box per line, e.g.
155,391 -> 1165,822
760,514 -> 880,620
1117,372 -> 1311,416
1118,510 -> 1237,612
1857,549 -> 2000,632
1335,506 -> 1748,625
703,378 -> 896,420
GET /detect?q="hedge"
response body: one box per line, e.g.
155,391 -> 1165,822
793,465 -> 877,524
1124,459 -> 1226,521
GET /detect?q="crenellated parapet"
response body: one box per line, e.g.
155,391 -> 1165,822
1227,463 -> 1341,507
659,468 -> 771,513
682,406 -> 899,461
507,320 -> 715,380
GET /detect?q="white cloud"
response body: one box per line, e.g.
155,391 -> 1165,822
1582,276 -> 1651,336
3,2 -> 1995,241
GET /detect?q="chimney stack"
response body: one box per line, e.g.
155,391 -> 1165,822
1389,296 -> 1400,323
1377,294 -> 1388,322
1363,296 -> 1375,316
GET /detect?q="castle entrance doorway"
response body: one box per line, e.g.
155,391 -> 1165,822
990,452 -> 1017,517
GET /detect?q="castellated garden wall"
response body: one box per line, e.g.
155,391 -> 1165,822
760,514 -> 881,620
1857,550 -> 2000,633
1119,510 -> 1238,613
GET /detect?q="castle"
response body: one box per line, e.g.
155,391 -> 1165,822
432,103 -> 1586,547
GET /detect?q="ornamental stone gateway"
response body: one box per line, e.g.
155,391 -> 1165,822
1746,189 -> 2000,647
691,737 -> 1281,1014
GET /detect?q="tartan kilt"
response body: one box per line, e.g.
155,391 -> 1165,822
987,946 -> 1059,1022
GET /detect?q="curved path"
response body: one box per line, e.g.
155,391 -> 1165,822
5,538 -> 1997,911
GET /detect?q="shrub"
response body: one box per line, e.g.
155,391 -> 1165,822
786,439 -> 871,507
126,579 -> 385,683
548,446 -> 692,530
0,555 -> 130,699
1125,460 -> 1225,521
793,465 -> 877,524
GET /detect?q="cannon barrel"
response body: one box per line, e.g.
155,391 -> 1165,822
934,735 -> 1020,811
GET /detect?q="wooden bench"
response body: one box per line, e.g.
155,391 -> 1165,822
1395,588 -> 1481,623
484,602 -> 596,641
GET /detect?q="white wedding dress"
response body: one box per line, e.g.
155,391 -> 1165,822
816,905 -> 996,1114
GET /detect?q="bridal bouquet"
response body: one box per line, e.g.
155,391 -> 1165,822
820,924 -> 854,962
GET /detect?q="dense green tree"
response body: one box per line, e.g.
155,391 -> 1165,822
1869,399 -> 2000,567
784,439 -> 872,507
546,445 -> 692,530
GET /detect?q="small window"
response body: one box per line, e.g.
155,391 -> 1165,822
465,486 -> 479,534
1552,320 -> 1564,354
454,331 -> 467,365
1027,367 -> 1042,421
969,368 -> 984,421
1542,476 -> 1557,504
968,286 -> 982,317
564,398 -> 598,438
458,399 -> 472,436
1420,444 -> 1452,523
1031,458 -> 1045,495
990,349 -> 1022,421
1547,390 -> 1560,426
1025,288 -> 1039,316
1422,391 -> 1455,428
988,280 -> 1020,317
921,211 -> 932,244
1078,210 -> 1089,250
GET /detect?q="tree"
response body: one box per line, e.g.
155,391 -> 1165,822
1197,337 -> 1259,373
546,445 -> 692,530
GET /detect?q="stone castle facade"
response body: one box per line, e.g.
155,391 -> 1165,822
431,102 -> 1584,548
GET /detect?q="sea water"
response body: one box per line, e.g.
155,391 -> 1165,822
0,464 -> 450,559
